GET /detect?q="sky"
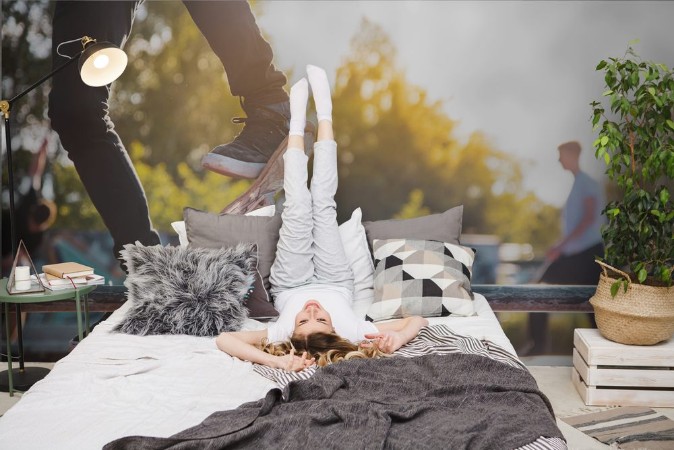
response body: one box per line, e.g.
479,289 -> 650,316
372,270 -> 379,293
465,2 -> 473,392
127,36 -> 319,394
256,1 -> 674,207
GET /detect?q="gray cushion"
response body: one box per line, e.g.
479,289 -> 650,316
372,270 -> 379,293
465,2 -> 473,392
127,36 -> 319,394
114,242 -> 256,336
184,207 -> 282,318
363,206 -> 464,250
366,238 -> 475,322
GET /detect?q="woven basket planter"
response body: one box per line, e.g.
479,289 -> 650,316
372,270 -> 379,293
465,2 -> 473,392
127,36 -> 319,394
589,261 -> 674,345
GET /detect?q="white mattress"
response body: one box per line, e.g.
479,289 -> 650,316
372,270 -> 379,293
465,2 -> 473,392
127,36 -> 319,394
0,293 -> 515,449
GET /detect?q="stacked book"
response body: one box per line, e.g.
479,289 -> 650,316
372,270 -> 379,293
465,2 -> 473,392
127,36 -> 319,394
37,262 -> 105,291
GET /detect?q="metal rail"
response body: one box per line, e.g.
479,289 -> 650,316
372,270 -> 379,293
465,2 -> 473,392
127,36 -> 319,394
13,284 -> 595,314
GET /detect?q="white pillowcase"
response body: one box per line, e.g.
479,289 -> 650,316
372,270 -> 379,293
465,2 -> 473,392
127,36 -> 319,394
339,208 -> 375,318
171,205 -> 276,248
171,205 -> 375,318
243,205 -> 277,217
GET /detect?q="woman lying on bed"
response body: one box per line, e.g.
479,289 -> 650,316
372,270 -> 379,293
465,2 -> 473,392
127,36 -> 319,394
217,65 -> 427,372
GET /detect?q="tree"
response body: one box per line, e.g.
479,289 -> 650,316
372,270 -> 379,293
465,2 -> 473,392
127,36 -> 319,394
1,0 -> 54,188
332,19 -> 560,251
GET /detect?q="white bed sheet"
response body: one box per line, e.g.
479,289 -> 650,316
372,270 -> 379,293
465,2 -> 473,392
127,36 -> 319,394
0,293 -> 515,450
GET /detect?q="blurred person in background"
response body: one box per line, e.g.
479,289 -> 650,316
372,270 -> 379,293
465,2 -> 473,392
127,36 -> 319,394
523,141 -> 605,355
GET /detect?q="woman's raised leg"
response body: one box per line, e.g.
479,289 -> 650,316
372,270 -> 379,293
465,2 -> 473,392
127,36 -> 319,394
269,78 -> 314,297
306,65 -> 353,292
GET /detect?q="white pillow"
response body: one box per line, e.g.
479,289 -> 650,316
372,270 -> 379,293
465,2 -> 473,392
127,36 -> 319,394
338,208 -> 375,318
244,205 -> 276,217
171,220 -> 189,248
171,205 -> 276,248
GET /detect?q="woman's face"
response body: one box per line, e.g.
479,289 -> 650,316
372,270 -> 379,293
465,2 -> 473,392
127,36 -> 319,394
294,300 -> 334,336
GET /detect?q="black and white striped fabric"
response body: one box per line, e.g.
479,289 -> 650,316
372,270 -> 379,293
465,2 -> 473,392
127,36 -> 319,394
562,406 -> 674,448
517,437 -> 567,450
253,325 -> 523,389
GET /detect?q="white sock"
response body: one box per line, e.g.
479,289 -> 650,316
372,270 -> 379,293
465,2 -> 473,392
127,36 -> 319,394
306,65 -> 332,123
289,78 -> 308,136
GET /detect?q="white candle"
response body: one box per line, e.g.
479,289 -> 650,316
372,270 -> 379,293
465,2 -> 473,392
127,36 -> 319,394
15,266 -> 30,281
15,279 -> 31,291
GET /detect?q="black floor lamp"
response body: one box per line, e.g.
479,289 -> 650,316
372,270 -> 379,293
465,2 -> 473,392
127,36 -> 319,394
0,36 -> 127,392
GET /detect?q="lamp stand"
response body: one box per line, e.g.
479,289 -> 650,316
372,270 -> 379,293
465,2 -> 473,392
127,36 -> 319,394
0,101 -> 54,392
0,56 -> 79,393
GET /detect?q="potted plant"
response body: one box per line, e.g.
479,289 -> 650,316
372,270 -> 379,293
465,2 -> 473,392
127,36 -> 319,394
589,45 -> 674,345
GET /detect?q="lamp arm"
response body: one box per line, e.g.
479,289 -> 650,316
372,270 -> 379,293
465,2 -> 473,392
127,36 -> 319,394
0,54 -> 81,118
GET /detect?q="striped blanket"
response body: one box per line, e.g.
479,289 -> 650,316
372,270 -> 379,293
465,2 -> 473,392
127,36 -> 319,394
106,325 -> 567,450
254,324 -> 525,390
562,407 -> 674,449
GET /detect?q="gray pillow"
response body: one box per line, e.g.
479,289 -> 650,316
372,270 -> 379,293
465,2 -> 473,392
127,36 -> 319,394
114,242 -> 256,336
184,207 -> 281,315
363,205 -> 464,250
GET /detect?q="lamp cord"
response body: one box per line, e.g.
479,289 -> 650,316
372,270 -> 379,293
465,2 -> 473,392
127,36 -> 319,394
56,38 -> 83,59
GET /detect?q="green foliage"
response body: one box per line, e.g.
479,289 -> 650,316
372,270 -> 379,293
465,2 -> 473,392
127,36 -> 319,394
129,141 -> 250,230
109,2 -> 242,174
51,162 -> 105,231
591,46 -> 674,288
394,189 -> 430,219
52,141 -> 249,232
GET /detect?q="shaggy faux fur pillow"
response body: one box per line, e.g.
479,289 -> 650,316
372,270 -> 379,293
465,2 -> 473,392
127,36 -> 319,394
114,242 -> 257,337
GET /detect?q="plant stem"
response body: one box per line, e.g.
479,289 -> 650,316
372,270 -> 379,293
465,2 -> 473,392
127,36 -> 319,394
626,116 -> 636,177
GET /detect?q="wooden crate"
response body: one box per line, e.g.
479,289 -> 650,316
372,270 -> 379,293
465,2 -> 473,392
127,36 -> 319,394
572,328 -> 674,407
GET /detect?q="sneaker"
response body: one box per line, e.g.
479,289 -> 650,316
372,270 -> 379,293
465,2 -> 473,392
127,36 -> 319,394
202,100 -> 290,179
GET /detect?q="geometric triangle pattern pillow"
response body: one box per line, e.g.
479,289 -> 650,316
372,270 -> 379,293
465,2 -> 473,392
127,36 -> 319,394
366,239 -> 476,322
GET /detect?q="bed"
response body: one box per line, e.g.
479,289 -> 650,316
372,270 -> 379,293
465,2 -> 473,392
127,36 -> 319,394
0,293 -> 564,449
0,202 -> 565,448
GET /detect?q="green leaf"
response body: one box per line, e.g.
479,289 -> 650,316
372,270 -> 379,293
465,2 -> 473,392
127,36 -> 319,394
592,114 -> 600,127
638,268 -> 648,283
661,189 -> 670,204
600,136 -> 609,146
602,89 -> 613,96
604,152 -> 610,165
610,281 -> 620,297
596,60 -> 608,70
648,87 -> 656,96
667,119 -> 674,130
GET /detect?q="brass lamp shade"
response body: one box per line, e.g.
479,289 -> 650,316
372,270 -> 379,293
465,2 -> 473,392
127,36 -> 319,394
78,41 -> 127,87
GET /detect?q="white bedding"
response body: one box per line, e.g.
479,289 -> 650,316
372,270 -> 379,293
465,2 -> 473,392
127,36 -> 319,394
0,293 -> 516,449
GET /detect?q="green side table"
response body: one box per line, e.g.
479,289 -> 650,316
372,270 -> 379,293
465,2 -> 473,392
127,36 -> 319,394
0,278 -> 96,396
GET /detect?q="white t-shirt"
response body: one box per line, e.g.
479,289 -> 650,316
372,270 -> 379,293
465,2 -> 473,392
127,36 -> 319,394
267,283 -> 378,343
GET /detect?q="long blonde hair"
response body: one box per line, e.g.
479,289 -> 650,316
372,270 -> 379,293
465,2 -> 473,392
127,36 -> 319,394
258,332 -> 387,367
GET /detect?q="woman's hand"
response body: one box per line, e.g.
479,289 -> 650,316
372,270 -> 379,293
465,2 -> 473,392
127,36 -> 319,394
276,350 -> 315,372
366,316 -> 429,353
363,331 -> 406,354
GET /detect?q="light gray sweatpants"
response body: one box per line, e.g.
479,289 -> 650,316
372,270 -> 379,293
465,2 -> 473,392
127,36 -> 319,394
269,141 -> 354,298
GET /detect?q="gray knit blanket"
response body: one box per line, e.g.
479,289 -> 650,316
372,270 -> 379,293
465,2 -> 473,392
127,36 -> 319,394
106,346 -> 564,449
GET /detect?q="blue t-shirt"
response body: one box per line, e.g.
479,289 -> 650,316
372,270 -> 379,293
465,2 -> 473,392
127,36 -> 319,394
562,171 -> 605,255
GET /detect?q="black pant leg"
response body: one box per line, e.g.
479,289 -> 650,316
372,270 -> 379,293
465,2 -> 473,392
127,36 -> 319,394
49,1 -> 160,263
182,0 -> 287,105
